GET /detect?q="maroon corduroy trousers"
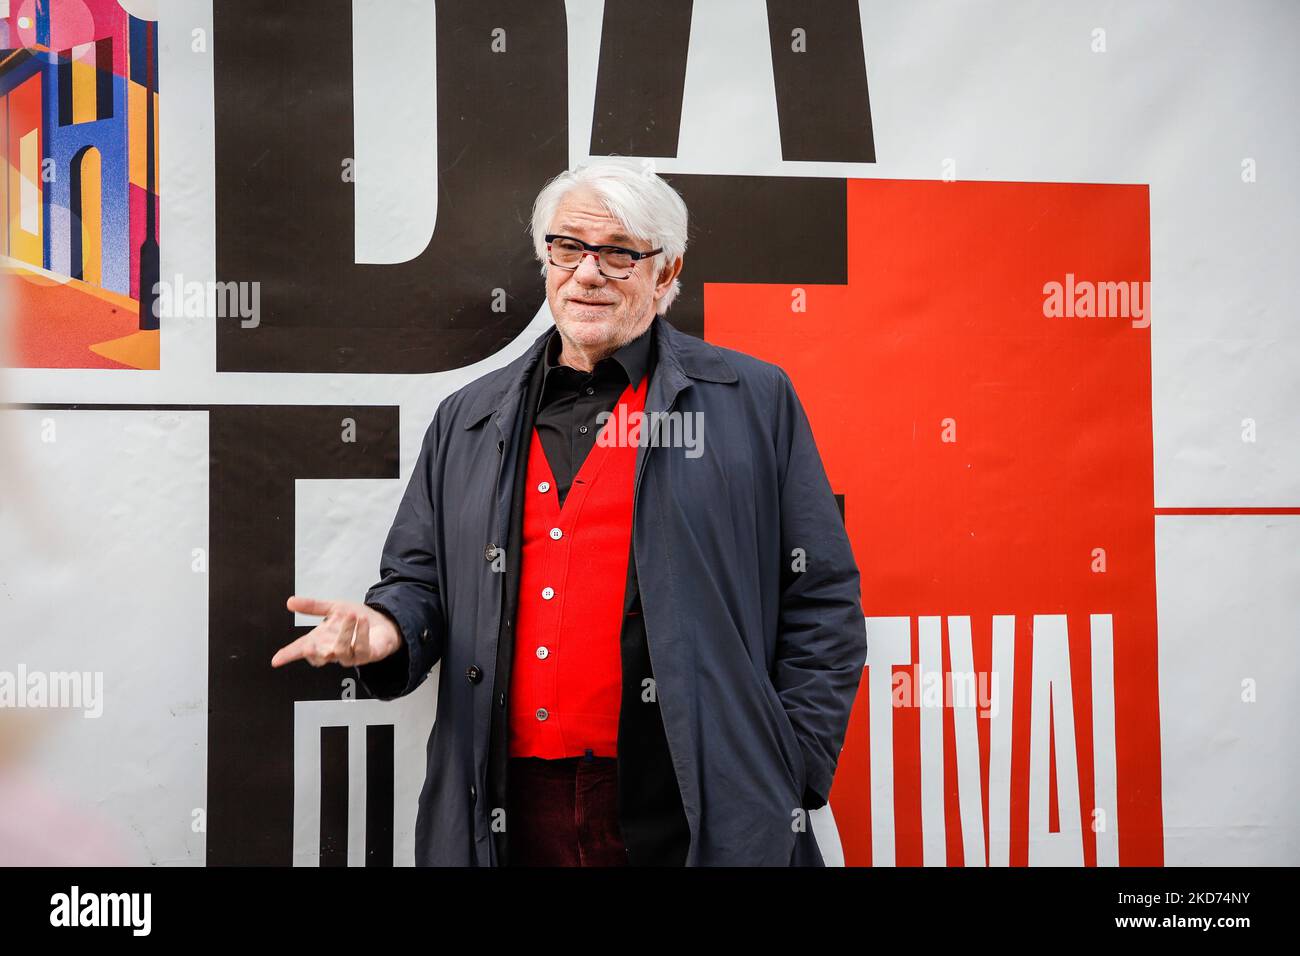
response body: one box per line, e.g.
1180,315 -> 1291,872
505,755 -> 629,866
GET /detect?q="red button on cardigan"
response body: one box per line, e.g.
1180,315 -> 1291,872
507,374 -> 649,758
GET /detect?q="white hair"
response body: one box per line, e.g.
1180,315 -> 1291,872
529,158 -> 689,313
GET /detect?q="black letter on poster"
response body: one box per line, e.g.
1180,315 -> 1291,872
214,1 -> 869,372
213,1 -> 568,373
207,404 -> 399,865
592,0 -> 874,163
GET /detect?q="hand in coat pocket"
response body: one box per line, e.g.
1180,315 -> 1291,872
757,668 -> 808,800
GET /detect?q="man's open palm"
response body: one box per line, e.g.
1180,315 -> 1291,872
271,596 -> 402,669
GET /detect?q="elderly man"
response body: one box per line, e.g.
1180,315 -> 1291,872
272,160 -> 866,866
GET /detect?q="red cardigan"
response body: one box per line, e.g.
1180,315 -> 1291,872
508,375 -> 648,758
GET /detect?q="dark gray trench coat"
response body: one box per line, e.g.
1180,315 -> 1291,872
355,315 -> 867,866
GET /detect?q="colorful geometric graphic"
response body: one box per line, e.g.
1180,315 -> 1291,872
1,0 -> 159,369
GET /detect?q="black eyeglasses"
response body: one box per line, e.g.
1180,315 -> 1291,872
544,234 -> 664,280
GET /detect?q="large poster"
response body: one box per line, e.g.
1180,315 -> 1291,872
1,0 -> 1296,868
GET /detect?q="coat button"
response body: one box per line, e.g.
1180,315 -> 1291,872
484,544 -> 498,561
420,627 -> 431,643
578,424 -> 589,435
466,665 -> 482,684
537,481 -> 550,493
549,527 -> 562,540
535,707 -> 549,721
498,691 -> 506,708
535,646 -> 549,660
469,784 -> 477,803
541,586 -> 554,600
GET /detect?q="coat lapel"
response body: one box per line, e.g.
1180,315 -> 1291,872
634,316 -> 737,495
463,327 -> 551,547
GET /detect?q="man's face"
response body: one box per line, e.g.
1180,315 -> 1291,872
545,186 -> 676,354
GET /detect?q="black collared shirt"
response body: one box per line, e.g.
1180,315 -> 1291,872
534,323 -> 654,508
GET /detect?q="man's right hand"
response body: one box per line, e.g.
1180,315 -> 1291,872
271,596 -> 403,669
